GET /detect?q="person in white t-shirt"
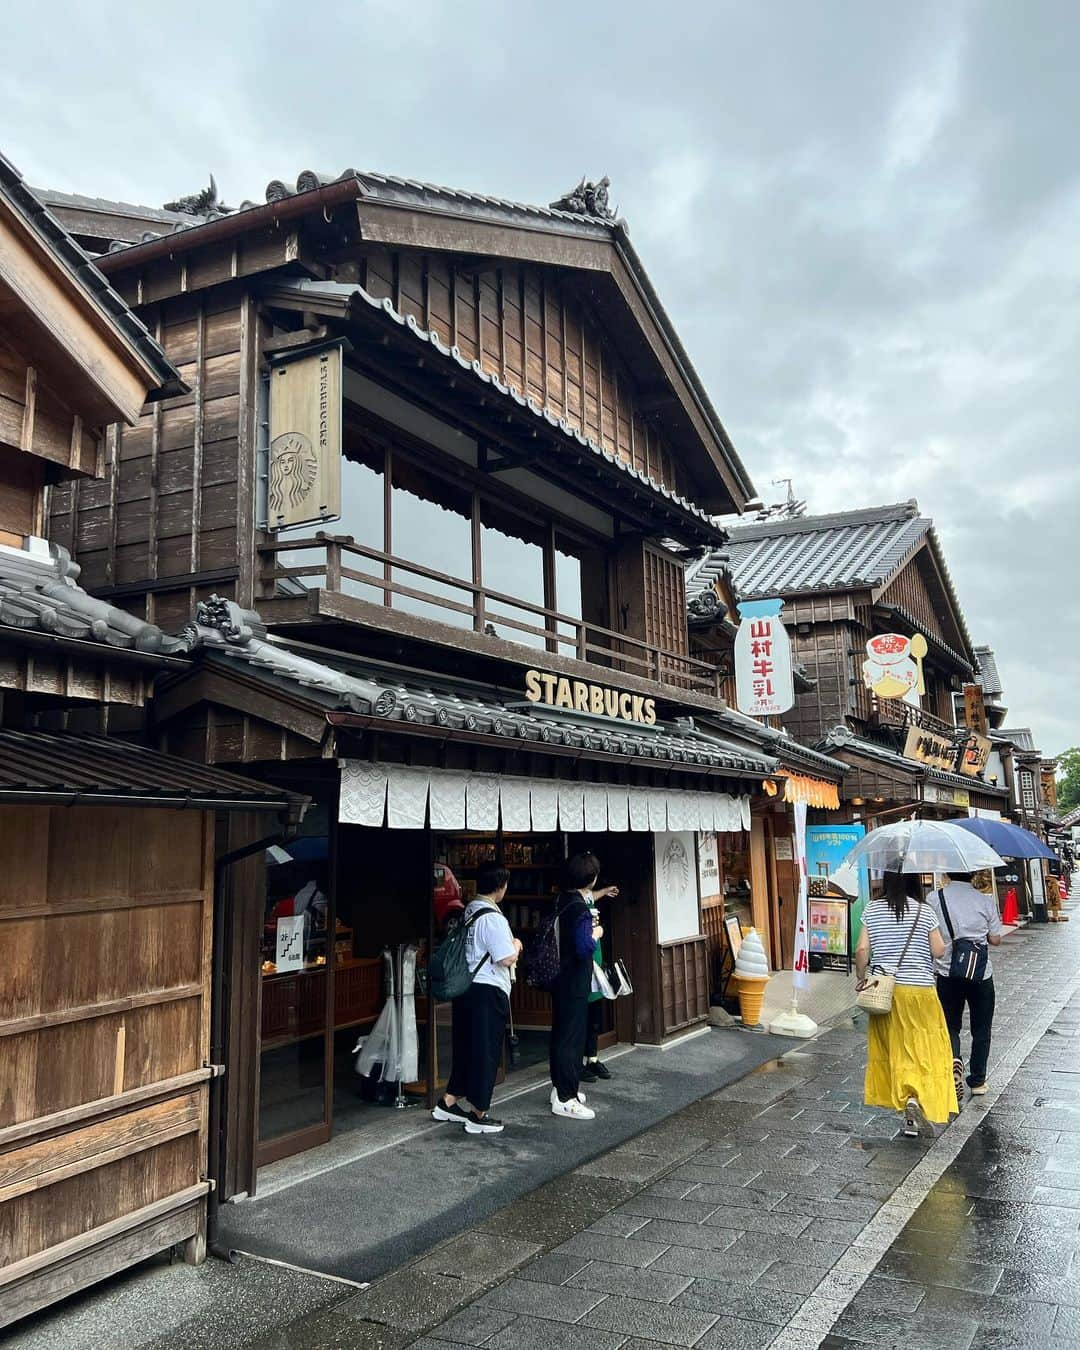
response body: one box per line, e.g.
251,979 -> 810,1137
929,871 -> 1003,1102
431,865 -> 521,1135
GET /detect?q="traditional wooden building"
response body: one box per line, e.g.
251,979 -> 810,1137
686,501 -> 1010,822
686,556 -> 845,970
36,168 -> 781,1205
0,153 -> 303,1328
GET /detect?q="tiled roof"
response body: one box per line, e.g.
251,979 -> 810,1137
260,277 -> 723,545
706,708 -> 846,778
1,154 -> 184,399
687,502 -> 930,600
0,728 -> 304,811
31,183 -> 203,234
994,727 -> 1038,753
249,170 -> 753,498
1059,804 -> 1080,828
686,500 -> 975,661
38,165 -> 753,504
973,645 -> 1004,696
183,597 -> 776,776
267,169 -> 621,235
818,725 -> 1007,796
0,541 -> 182,654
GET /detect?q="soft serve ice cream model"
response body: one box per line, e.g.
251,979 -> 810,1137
733,928 -> 770,1029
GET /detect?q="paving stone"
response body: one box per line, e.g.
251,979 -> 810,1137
649,1244 -> 775,1283
250,1312 -> 413,1350
689,1317 -> 779,1348
916,1286 -> 1057,1334
642,1177 -> 704,1199
630,1219 -> 742,1252
770,1191 -> 882,1223
416,1231 -> 541,1281
875,1249 -> 1004,1295
752,1261 -> 829,1296
585,1212 -> 651,1238
477,1277 -> 606,1322
799,1216 -> 868,1244
479,1316 -> 625,1350
567,1259 -> 693,1303
550,1231 -> 670,1268
724,1230 -> 847,1271
848,1273 -> 928,1314
829,1306 -> 979,1350
513,1251 -> 591,1285
580,1293 -> 720,1345
339,1272 -> 484,1333
577,1149 -> 672,1184
701,1205 -> 812,1237
425,1303 -> 518,1345
675,1278 -> 806,1325
618,1193 -> 721,1224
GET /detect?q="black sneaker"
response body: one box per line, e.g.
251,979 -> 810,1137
589,1060 -> 612,1080
579,1064 -> 599,1082
431,1098 -> 468,1124
465,1113 -> 504,1135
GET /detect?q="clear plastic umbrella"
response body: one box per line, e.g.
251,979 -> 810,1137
841,819 -> 1006,874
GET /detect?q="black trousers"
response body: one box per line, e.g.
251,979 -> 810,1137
936,974 -> 996,1088
550,990 -> 588,1103
446,982 -> 508,1113
585,999 -> 604,1059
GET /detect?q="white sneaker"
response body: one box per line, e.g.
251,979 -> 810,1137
550,1086 -> 587,1104
552,1096 -> 595,1120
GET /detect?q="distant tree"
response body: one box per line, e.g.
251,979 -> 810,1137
1057,747 -> 1080,813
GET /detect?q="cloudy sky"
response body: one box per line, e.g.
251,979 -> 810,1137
6,0 -> 1078,752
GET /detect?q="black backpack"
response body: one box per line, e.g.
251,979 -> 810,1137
429,905 -> 492,1001
523,896 -> 575,991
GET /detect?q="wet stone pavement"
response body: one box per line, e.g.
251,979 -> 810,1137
392,909 -> 1080,1350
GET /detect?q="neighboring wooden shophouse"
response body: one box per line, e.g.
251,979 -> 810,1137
686,501 -> 1010,823
0,154 -> 303,1327
38,168 -> 783,1198
686,549 -> 846,971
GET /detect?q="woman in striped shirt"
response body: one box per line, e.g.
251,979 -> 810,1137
855,871 -> 957,1136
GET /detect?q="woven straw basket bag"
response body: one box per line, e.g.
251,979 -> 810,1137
855,904 -> 922,1017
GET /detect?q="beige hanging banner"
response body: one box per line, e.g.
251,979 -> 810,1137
268,343 -> 343,529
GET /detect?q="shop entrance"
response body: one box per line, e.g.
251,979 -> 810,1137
254,817 -> 632,1171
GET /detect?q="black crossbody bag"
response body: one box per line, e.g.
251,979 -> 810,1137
938,889 -> 989,982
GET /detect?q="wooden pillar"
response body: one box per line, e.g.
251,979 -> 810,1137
748,815 -> 772,951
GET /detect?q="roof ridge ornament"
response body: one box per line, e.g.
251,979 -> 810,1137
163,175 -> 233,219
549,175 -> 616,221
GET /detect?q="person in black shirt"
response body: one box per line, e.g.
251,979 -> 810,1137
549,852 -> 618,1119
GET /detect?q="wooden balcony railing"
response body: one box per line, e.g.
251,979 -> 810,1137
259,533 -> 723,697
871,696 -> 956,739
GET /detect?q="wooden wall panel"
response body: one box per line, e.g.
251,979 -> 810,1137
878,551 -> 946,644
659,937 -> 709,1034
48,291 -> 248,626
0,804 -> 214,1328
355,248 -> 687,499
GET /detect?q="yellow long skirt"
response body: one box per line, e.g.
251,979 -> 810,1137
864,984 -> 958,1123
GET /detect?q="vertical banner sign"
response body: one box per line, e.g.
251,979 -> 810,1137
963,683 -> 989,737
792,800 -> 810,991
735,598 -> 795,717
268,343 -> 343,529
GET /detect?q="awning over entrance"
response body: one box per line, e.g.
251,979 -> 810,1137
340,759 -> 751,832
0,728 -> 307,812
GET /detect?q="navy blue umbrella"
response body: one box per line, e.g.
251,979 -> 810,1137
951,816 -> 1058,861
